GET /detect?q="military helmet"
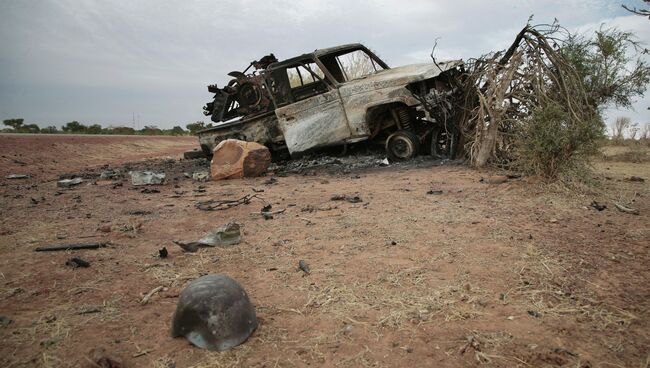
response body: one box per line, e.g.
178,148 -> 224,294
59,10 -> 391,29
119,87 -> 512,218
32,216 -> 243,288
171,274 -> 258,351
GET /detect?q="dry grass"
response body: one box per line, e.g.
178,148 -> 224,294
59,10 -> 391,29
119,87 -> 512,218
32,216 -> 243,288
303,266 -> 484,329
601,143 -> 650,163
513,245 -> 638,331
457,330 -> 514,365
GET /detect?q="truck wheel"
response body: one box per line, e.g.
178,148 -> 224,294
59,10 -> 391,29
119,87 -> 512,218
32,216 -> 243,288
200,144 -> 213,157
430,128 -> 457,159
386,130 -> 420,161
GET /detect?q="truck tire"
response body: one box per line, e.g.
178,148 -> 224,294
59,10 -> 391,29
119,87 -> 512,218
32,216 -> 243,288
200,144 -> 214,157
386,130 -> 420,161
184,150 -> 207,160
430,128 -> 458,159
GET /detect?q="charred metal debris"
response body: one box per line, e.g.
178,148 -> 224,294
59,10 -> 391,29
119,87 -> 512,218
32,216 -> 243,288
200,44 -> 466,162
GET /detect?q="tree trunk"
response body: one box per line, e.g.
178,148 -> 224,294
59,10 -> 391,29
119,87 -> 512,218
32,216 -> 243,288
475,122 -> 499,167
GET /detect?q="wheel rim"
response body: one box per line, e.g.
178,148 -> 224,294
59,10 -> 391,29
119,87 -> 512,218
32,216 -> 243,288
432,130 -> 452,158
388,136 -> 415,159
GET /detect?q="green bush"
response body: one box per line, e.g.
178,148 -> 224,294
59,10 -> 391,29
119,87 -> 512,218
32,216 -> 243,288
514,104 -> 605,178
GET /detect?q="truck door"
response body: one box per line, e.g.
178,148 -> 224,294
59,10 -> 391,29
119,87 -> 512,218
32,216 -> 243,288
273,62 -> 352,155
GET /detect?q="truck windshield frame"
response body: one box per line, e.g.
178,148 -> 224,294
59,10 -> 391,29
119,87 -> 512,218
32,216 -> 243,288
317,47 -> 388,84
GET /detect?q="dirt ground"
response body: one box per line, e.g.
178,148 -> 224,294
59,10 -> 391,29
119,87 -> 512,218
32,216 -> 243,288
0,135 -> 648,368
0,134 -> 197,181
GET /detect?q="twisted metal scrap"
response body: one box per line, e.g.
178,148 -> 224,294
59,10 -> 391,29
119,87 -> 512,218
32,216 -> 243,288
195,194 -> 260,211
457,23 -> 594,167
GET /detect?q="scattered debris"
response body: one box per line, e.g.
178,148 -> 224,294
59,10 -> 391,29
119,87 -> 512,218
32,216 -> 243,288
298,260 -> 311,274
263,177 -> 277,185
301,205 -> 335,213
614,202 -> 639,215
184,150 -> 206,160
140,285 -> 164,306
171,274 -> 258,351
626,176 -> 645,182
97,224 -> 112,233
116,222 -> 142,234
34,242 -> 108,252
76,305 -> 102,315
57,177 -> 83,188
6,174 -> 29,179
300,217 -> 315,226
128,210 -> 151,216
99,169 -> 122,180
130,171 -> 165,186
590,201 -> 607,211
192,171 -> 209,181
255,204 -> 285,220
140,188 -> 160,194
159,247 -> 168,258
84,347 -> 126,368
480,176 -> 508,184
196,194 -> 259,211
426,190 -> 444,195
331,194 -> 362,203
66,257 -> 90,268
174,222 -> 241,252
527,310 -> 541,318
31,196 -> 45,205
0,315 -> 12,326
40,337 -> 62,349
132,349 -> 153,358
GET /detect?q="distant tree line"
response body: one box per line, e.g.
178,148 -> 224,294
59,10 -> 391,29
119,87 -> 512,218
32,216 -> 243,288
611,117 -> 650,142
1,119 -> 216,136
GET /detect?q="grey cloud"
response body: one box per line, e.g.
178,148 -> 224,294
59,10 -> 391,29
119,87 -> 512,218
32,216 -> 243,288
0,0 -> 647,128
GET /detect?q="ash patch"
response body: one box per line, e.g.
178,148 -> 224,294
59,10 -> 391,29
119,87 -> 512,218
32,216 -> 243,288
270,153 -> 458,176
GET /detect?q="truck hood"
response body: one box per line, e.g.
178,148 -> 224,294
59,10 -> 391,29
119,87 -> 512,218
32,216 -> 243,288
339,60 -> 463,93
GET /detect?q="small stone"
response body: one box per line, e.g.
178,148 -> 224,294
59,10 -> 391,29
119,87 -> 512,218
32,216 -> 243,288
0,315 -> 12,326
483,175 -> 508,184
57,177 -> 83,188
98,224 -> 112,233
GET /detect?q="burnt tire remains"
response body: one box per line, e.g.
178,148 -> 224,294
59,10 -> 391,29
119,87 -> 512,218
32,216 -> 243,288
385,130 -> 420,161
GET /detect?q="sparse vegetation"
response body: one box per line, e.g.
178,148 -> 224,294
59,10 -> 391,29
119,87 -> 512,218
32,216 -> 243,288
514,104 -> 605,178
1,118 -> 204,136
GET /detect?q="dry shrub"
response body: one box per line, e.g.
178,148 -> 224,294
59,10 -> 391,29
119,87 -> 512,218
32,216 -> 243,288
514,104 -> 604,178
456,20 -> 648,180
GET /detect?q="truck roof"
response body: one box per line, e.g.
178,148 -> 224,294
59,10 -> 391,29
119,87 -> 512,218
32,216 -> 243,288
267,43 -> 368,70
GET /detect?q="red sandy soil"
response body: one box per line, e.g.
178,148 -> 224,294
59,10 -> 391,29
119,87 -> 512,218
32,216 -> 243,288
0,134 -> 197,181
0,135 -> 648,368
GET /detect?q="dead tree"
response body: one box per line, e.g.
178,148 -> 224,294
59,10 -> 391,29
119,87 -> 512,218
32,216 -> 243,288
457,23 -> 595,167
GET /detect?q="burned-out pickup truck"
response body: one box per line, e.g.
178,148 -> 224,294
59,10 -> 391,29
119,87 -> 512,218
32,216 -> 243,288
200,43 -> 465,161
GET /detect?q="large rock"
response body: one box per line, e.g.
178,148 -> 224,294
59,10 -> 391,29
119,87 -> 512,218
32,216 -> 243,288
211,140 -> 271,180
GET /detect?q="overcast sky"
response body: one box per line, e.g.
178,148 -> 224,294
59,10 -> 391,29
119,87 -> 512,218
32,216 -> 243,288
0,0 -> 648,130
